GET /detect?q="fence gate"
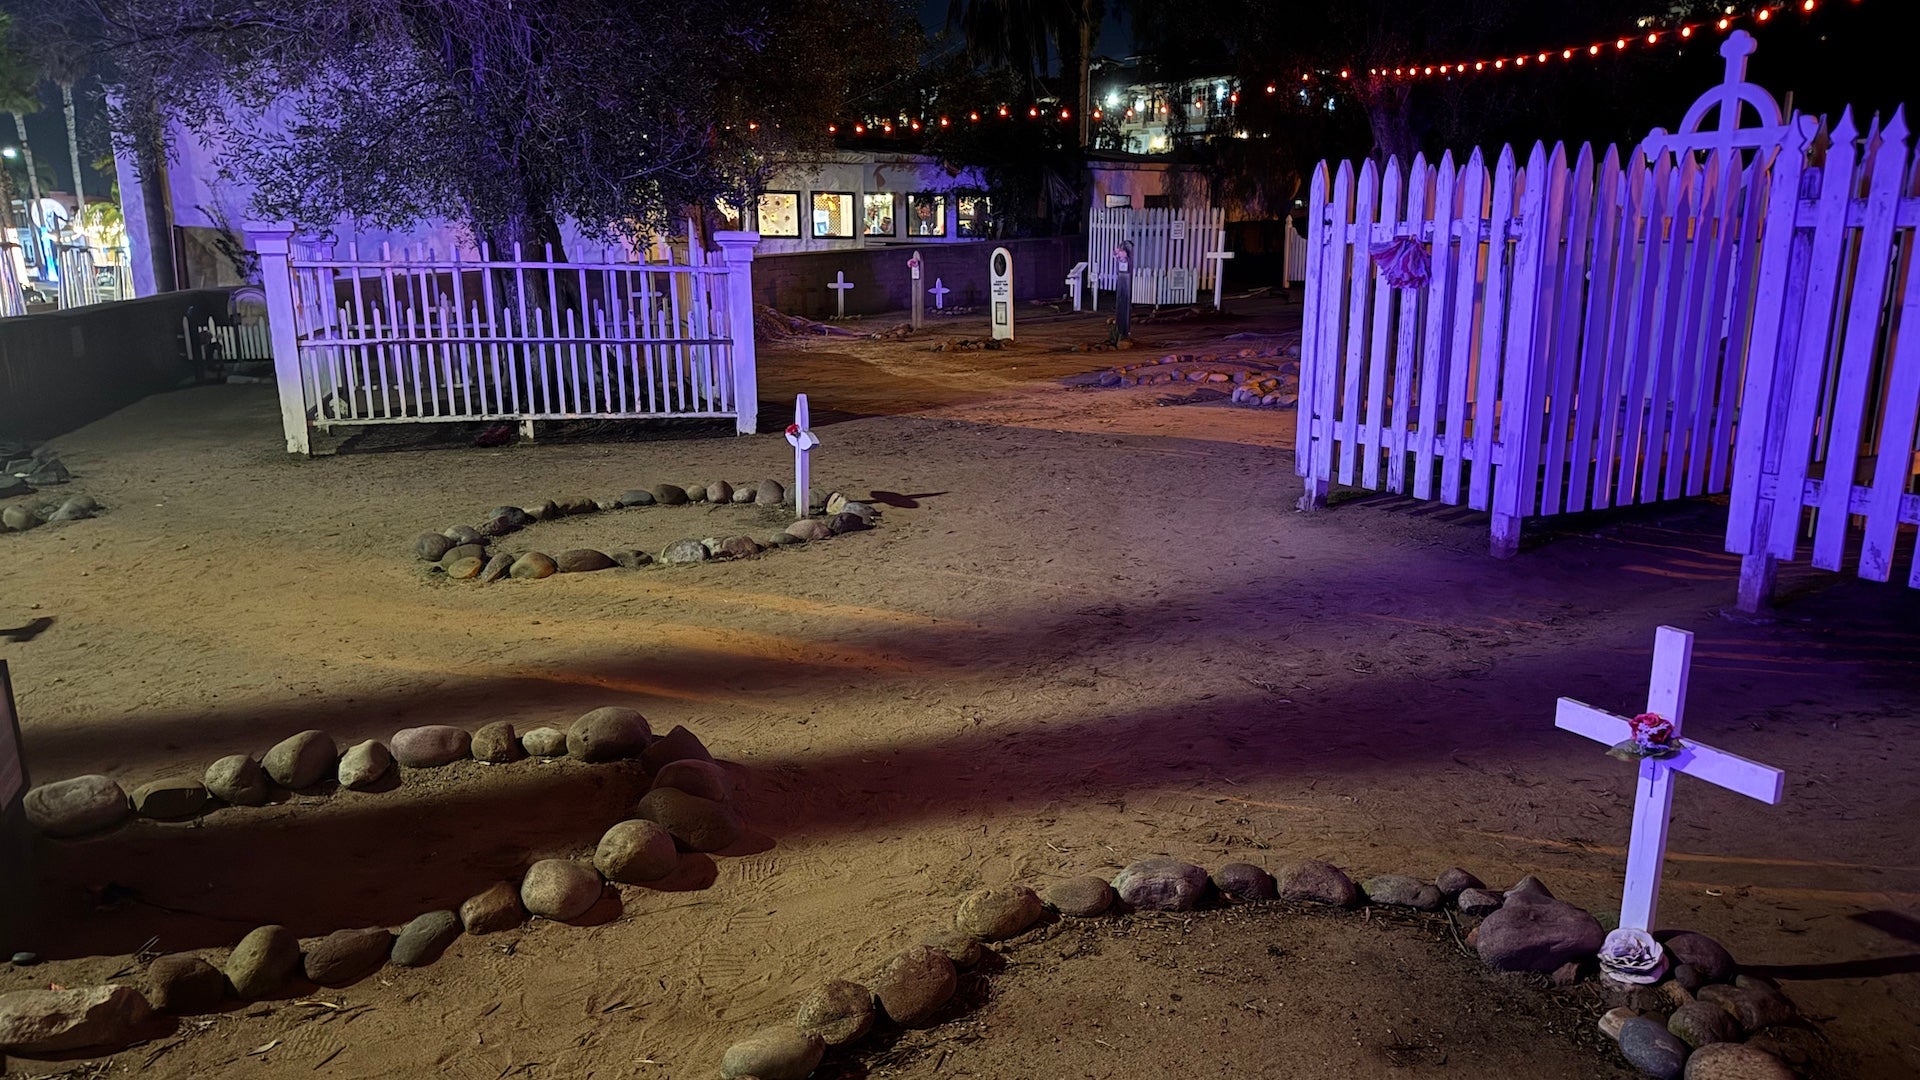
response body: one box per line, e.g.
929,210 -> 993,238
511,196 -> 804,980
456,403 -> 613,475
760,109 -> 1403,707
250,230 -> 762,455
1088,207 -> 1229,306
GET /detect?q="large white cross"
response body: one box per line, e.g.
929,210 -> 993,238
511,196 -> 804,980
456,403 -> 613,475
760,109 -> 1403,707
828,272 -> 854,318
785,394 -> 819,520
929,278 -> 951,309
1555,626 -> 1785,932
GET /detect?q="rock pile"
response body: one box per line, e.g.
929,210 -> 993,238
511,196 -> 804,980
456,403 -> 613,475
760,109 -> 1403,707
409,483 -> 881,583
1085,342 -> 1303,408
4,710 -> 748,1059
2,441 -> 101,533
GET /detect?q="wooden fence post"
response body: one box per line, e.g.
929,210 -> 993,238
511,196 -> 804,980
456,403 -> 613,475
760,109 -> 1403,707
245,226 -> 312,456
715,231 -> 761,435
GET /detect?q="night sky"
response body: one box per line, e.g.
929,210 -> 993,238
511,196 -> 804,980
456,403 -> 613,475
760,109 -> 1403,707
914,0 -> 1134,61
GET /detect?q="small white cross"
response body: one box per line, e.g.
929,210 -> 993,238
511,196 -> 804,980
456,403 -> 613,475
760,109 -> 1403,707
785,394 -> 819,520
828,271 -> 854,318
1555,626 -> 1785,932
929,278 -> 951,309
1204,248 -> 1235,310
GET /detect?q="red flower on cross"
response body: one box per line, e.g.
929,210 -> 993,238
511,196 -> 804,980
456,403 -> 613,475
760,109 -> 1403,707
1629,712 -> 1675,748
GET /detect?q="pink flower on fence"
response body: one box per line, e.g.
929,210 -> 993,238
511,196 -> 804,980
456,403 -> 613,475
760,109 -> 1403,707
1368,237 -> 1432,288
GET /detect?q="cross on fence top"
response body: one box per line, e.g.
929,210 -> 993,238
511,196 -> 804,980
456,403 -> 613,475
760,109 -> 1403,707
1554,626 -> 1785,933
1639,30 -> 1787,159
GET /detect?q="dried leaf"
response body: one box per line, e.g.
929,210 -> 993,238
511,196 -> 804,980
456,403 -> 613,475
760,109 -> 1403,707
249,1039 -> 282,1055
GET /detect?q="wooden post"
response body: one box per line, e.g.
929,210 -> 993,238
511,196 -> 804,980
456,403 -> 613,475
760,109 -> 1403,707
245,226 -> 313,455
909,251 -> 924,329
715,231 -> 761,435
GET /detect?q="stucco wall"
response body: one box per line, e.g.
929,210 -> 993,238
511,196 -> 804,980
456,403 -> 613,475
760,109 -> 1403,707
752,235 -> 1081,320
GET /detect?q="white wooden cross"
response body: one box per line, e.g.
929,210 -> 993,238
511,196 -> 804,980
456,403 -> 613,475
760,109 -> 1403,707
1205,248 -> 1235,311
828,271 -> 854,318
929,278 -> 951,309
1555,626 -> 1785,932
785,394 -> 819,520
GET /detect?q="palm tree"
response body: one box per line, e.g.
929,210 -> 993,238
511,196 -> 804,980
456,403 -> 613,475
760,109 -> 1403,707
948,0 -> 1104,147
43,46 -> 85,223
0,19 -> 45,229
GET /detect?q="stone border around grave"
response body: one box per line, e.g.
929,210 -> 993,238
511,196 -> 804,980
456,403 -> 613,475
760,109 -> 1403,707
408,481 -> 884,584
2,708 -> 755,1056
1,441 -> 101,534
715,858 -> 1814,1080
1081,342 -> 1303,410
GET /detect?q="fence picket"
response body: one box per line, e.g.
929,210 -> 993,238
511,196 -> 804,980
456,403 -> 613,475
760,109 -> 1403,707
1441,152 -> 1487,506
1412,151 -> 1457,501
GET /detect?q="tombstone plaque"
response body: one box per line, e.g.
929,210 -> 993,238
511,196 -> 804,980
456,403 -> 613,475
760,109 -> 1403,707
990,247 -> 1014,341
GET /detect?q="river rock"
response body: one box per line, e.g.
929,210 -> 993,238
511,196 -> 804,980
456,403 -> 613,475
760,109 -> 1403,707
488,506 -> 536,529
720,1024 -> 826,1080
1474,898 -> 1604,973
1504,875 -> 1556,905
786,519 -> 832,542
731,484 -> 756,504
872,945 -> 956,1028
1599,1006 -> 1638,1040
635,787 -> 741,852
1697,983 -> 1795,1033
764,530 -> 803,547
615,489 -> 656,507
391,910 -> 462,967
23,775 -> 130,837
755,479 -> 786,505
1,504 -> 39,531
1682,1042 -> 1795,1080
652,483 -> 689,505
520,726 -> 568,757
528,500 -> 562,520
478,552 -> 515,583
1659,931 -> 1736,983
440,543 -> 488,567
794,979 -> 875,1046
660,538 -> 709,564
651,758 -> 731,802
838,501 -> 879,524
1113,857 -> 1210,911
444,524 -> 483,544
556,496 -> 599,516
683,483 -> 709,504
460,881 -> 525,934
304,928 -> 391,987
0,985 -> 154,1054
706,481 -> 734,504
1618,1016 -> 1690,1080
922,929 -> 984,969
415,533 -> 456,561
567,706 -> 652,762
1457,888 -> 1504,916
477,515 -> 519,538
26,458 -> 69,484
203,755 -> 270,806
955,885 -> 1045,940
471,721 -> 525,763
391,725 -> 472,767
1278,859 -> 1359,907
510,551 -> 558,579
556,548 -> 616,573
827,512 -> 868,534
263,729 -> 337,788
146,954 -> 225,1014
1436,867 -> 1484,897
610,548 -> 653,569
338,740 -> 394,789
225,925 -> 301,1000
715,535 -> 761,559
46,497 -> 94,522
0,475 -> 25,499
445,556 -> 484,580
1208,863 -> 1277,901
1044,875 -> 1116,916
594,819 -> 680,883
520,859 -> 603,921
1363,874 -> 1444,911
1668,1000 -> 1741,1048
641,725 -> 713,772
132,777 -> 209,821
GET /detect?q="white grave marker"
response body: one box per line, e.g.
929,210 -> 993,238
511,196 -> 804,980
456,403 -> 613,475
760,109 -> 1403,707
828,271 -> 854,318
1554,626 -> 1785,933
785,394 -> 820,519
908,252 -> 924,329
989,247 -> 1014,341
929,278 -> 951,309
1205,247 -> 1235,311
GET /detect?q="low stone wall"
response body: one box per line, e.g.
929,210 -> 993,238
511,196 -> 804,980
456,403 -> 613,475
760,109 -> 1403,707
0,290 -> 235,441
752,236 -> 1081,320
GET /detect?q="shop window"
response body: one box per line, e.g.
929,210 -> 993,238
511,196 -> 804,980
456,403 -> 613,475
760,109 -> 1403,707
862,194 -> 896,237
812,192 -> 856,239
957,196 -> 991,238
757,192 -> 800,238
1104,194 -> 1133,209
907,194 -> 948,237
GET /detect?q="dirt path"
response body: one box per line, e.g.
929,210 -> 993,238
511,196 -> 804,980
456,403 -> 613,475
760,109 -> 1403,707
1,300 -> 1915,1078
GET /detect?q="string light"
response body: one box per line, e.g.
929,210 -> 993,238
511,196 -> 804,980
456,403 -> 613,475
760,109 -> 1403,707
1756,7 -> 1770,19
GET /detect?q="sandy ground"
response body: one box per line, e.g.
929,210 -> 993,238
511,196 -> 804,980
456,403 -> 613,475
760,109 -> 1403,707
0,297 -> 1916,1078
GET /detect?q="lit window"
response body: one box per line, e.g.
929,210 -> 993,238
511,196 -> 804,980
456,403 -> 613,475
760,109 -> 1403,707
862,193 -> 896,237
907,194 -> 948,237
811,192 -> 855,239
756,192 -> 800,238
957,196 -> 991,237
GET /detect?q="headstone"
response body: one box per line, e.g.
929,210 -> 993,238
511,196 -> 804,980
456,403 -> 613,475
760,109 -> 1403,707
908,251 -> 924,329
929,277 -> 951,310
989,247 -> 1014,341
827,271 -> 853,318
1555,626 -> 1785,978
785,394 -> 819,521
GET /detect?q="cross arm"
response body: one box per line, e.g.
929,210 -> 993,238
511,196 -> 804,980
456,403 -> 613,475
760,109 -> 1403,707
1557,698 -> 1785,805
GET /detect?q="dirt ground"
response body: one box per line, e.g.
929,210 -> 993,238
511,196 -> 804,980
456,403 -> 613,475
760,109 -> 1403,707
1,296 -> 1916,1079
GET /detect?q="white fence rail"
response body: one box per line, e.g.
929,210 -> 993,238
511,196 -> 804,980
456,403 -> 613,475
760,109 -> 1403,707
1298,31 -> 1920,604
250,229 -> 761,455
1088,207 -> 1229,305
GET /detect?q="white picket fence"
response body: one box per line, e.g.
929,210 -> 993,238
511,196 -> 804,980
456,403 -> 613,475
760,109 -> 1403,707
1088,207 -> 1229,305
54,244 -> 99,308
1297,31 -> 1920,604
250,230 -> 762,455
0,241 -> 24,317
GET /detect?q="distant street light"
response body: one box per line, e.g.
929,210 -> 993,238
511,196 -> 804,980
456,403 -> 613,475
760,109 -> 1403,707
1,147 -> 16,159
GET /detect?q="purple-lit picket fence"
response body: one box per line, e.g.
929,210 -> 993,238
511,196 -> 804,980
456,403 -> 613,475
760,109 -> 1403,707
1727,108 -> 1920,607
249,230 -> 761,454
1298,31 -> 1920,605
